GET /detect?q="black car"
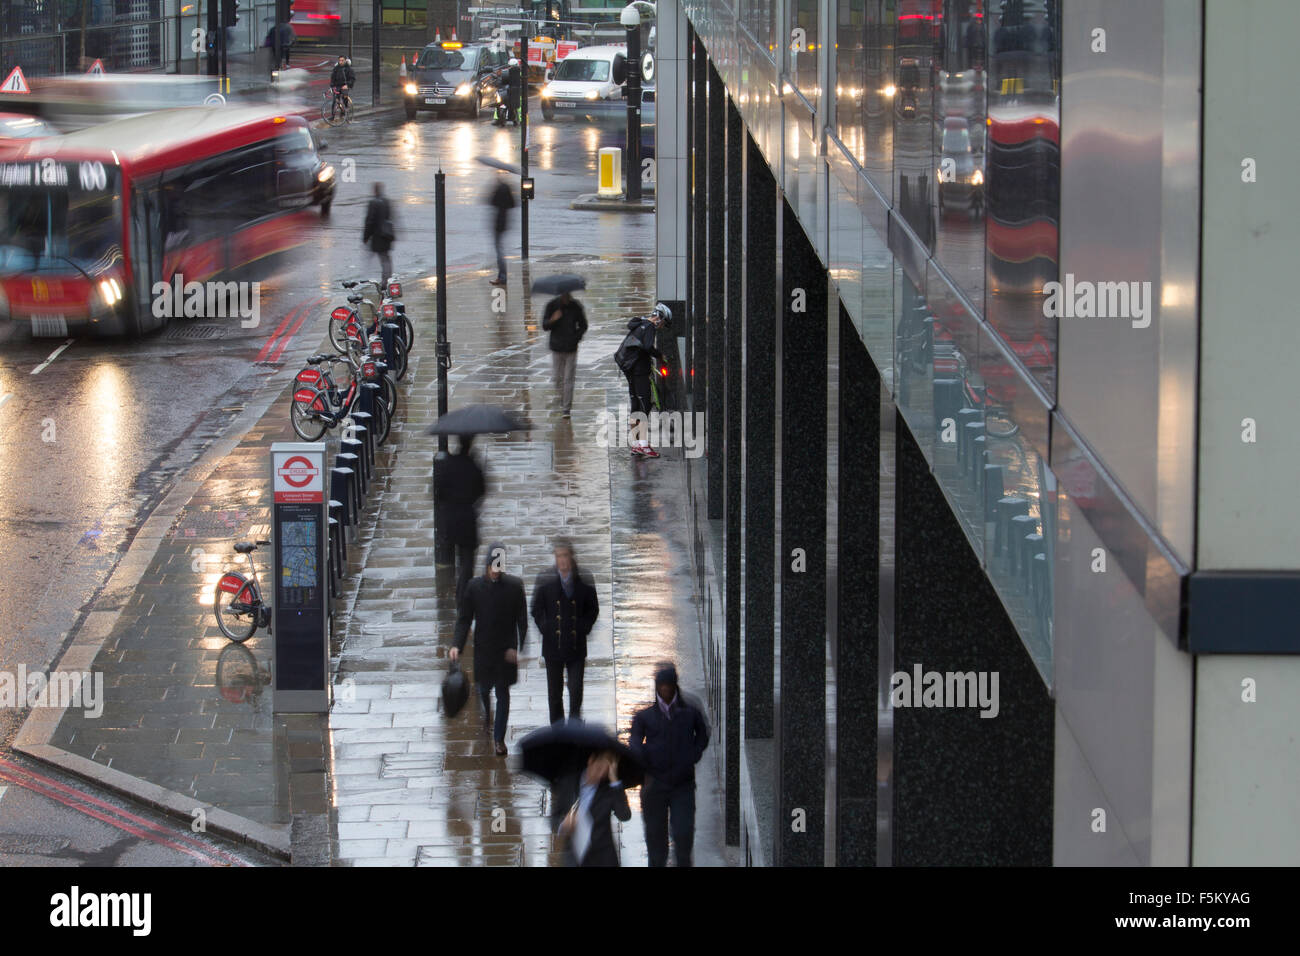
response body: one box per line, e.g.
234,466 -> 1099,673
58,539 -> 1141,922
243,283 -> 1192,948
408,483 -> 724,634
404,41 -> 508,120
275,124 -> 335,216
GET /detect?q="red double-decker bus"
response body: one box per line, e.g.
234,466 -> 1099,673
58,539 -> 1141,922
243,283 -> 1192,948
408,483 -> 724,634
0,105 -> 334,337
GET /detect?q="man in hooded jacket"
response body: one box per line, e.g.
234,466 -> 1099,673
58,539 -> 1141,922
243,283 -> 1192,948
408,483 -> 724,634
628,662 -> 710,866
450,542 -> 528,756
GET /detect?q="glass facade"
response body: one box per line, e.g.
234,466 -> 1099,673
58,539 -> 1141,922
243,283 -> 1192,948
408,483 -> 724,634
685,0 -> 1062,681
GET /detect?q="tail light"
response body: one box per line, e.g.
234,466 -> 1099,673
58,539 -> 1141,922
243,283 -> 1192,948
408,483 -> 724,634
361,361 -> 378,380
382,303 -> 396,318
388,281 -> 401,298
218,574 -> 246,595
331,306 -> 351,322
659,366 -> 668,376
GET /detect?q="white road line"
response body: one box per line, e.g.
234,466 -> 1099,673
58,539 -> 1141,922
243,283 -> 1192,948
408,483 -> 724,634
0,786 -> 7,803
0,393 -> 11,410
31,338 -> 75,376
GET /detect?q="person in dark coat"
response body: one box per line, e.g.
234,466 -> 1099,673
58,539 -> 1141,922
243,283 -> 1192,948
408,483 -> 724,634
487,173 -> 516,287
433,434 -> 485,603
531,540 -> 599,723
504,58 -> 523,125
559,751 -> 630,867
628,662 -> 710,866
362,182 -> 395,284
620,302 -> 670,457
542,292 -> 588,419
450,542 -> 528,756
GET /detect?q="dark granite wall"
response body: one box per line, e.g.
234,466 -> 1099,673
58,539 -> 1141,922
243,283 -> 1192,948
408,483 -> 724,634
775,199 -> 828,866
836,304 -> 880,866
707,61 -> 726,520
724,95 -> 744,845
892,413 -> 1054,865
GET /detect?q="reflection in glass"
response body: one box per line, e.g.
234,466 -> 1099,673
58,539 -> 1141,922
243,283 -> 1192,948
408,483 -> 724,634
984,0 -> 1060,396
791,0 -> 821,104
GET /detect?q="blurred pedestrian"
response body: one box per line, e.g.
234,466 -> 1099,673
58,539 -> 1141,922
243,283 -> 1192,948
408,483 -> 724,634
628,663 -> 710,867
558,750 -> 630,867
487,172 -> 516,287
362,182 -> 396,284
450,542 -> 528,756
531,539 -> 599,723
504,57 -> 523,125
614,302 -> 671,457
434,434 -> 485,603
542,291 -> 588,418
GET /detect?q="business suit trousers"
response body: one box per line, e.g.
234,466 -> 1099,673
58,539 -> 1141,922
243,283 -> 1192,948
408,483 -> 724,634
641,781 -> 695,867
550,349 -> 578,413
478,677 -> 510,744
545,657 -> 584,724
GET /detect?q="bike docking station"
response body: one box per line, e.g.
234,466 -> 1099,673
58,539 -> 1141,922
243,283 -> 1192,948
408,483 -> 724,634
271,442 -> 330,714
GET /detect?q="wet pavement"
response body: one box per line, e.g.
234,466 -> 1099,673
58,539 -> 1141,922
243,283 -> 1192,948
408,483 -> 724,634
33,251 -> 734,865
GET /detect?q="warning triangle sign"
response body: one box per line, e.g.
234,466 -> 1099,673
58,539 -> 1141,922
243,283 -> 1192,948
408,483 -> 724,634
86,59 -> 106,76
0,66 -> 30,94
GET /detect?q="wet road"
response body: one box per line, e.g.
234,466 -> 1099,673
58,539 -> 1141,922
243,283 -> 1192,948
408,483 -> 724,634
0,101 -> 651,862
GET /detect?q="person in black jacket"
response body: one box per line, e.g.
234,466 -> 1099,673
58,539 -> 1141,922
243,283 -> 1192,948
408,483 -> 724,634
531,540 -> 599,723
559,751 -> 631,867
433,434 -> 485,603
487,173 -> 516,287
329,55 -> 356,113
504,58 -> 523,125
362,182 -> 395,285
620,302 -> 671,457
542,292 -> 588,418
628,662 -> 710,866
450,542 -> 528,756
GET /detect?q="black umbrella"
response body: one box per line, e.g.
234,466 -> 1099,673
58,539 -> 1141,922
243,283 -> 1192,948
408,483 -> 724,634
530,273 -> 587,296
425,404 -> 529,436
476,156 -> 522,175
442,661 -> 469,718
518,720 -> 644,788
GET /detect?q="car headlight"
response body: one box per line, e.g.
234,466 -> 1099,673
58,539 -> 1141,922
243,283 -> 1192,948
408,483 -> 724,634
971,168 -> 984,186
585,90 -> 599,100
318,165 -> 335,182
98,278 -> 122,307
541,85 -> 553,98
404,83 -> 418,95
456,83 -> 473,97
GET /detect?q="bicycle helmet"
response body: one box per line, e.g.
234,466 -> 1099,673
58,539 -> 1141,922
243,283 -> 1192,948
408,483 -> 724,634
653,302 -> 673,328
508,57 -> 520,67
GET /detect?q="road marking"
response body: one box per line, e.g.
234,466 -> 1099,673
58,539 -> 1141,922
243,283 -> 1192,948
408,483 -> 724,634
31,338 -> 75,375
0,393 -> 11,410
268,297 -> 325,364
255,302 -> 305,364
0,785 -> 7,803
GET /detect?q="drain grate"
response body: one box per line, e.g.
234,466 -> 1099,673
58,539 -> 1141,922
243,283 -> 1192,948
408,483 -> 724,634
167,324 -> 229,340
0,834 -> 72,856
170,509 -> 251,539
380,753 -> 445,778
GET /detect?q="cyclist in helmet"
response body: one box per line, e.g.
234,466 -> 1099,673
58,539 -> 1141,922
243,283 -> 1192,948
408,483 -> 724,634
504,57 -> 523,126
617,303 -> 671,458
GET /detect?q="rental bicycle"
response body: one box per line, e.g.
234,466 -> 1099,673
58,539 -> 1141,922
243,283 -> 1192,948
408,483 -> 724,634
213,540 -> 272,643
290,351 -> 394,444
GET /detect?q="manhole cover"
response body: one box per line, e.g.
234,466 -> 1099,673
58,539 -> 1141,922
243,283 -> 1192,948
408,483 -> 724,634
0,834 -> 72,856
170,509 -> 250,538
168,324 -> 228,340
415,844 -> 523,867
380,753 -> 444,778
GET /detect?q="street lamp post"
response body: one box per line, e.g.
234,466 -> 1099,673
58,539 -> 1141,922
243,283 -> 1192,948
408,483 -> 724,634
620,5 -> 642,203
433,168 -> 453,565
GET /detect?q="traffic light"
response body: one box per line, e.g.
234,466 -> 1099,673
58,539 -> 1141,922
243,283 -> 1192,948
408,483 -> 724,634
221,0 -> 239,28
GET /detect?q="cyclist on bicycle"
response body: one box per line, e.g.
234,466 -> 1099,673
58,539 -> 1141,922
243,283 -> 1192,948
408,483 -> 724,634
330,55 -> 356,116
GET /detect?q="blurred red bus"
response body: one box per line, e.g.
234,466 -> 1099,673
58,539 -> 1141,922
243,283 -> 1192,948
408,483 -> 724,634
292,0 -> 343,40
0,106 -> 333,337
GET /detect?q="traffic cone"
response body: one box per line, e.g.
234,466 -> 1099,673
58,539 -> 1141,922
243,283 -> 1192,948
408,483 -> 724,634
452,30 -> 458,41
435,30 -> 441,43
399,54 -> 407,79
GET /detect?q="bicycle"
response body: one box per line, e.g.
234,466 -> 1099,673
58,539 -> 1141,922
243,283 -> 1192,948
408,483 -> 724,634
322,87 -> 354,126
338,276 -> 414,356
290,351 -> 394,444
213,540 -> 272,643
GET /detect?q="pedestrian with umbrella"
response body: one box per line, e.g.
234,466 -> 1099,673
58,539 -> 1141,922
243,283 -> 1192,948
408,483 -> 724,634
433,433 -> 485,603
613,302 -> 672,458
532,274 -> 589,420
531,538 -> 599,724
518,720 -> 644,843
628,662 -> 710,866
450,542 -> 528,756
557,751 -> 631,866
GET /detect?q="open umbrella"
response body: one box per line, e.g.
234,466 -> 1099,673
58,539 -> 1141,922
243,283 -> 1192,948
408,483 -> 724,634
518,720 -> 644,788
425,404 -> 529,436
530,273 -> 587,296
476,155 -> 523,175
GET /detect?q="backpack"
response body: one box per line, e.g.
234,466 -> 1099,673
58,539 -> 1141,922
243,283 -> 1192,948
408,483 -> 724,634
614,328 -> 643,372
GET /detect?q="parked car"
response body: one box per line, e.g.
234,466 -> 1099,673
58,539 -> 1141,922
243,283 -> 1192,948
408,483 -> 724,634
539,45 -> 630,121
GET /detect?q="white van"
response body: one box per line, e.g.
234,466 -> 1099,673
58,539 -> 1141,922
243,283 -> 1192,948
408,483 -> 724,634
539,45 -> 629,120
